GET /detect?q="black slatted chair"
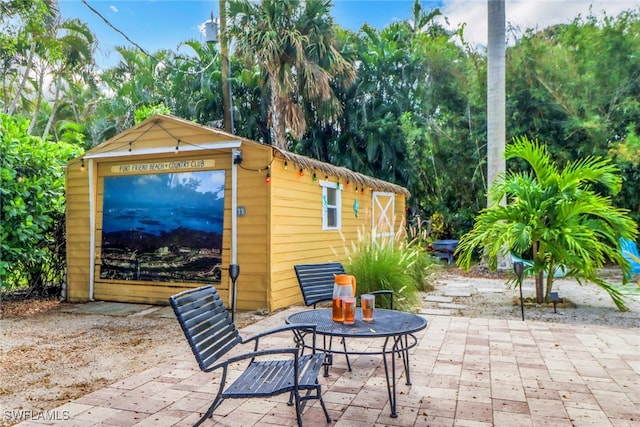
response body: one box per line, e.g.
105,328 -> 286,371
293,263 -> 394,309
293,263 -> 394,373
170,286 -> 331,427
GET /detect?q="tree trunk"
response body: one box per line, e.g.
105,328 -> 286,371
488,0 -> 510,270
487,0 -> 506,207
535,272 -> 544,304
269,79 -> 287,149
7,41 -> 36,115
219,0 -> 233,134
544,272 -> 554,301
533,241 -> 544,303
42,86 -> 60,140
28,68 -> 47,135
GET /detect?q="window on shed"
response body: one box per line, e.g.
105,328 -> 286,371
321,180 -> 341,230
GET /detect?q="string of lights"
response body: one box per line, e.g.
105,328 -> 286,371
79,117 -> 407,194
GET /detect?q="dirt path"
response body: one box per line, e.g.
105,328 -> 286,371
0,300 -> 185,426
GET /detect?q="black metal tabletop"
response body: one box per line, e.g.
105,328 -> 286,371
286,308 -> 427,338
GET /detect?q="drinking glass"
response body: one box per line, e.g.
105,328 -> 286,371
361,294 -> 375,322
332,296 -> 344,322
342,297 -> 356,325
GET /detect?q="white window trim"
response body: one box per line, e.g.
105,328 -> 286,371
320,180 -> 341,230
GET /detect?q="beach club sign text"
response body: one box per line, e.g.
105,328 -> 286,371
111,159 -> 216,174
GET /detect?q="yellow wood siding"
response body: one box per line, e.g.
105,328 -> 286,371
93,281 -> 190,304
65,158 -> 92,301
65,115 -> 408,311
267,158 -> 406,311
234,144 -> 271,311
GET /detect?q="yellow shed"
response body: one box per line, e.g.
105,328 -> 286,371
65,114 -> 410,312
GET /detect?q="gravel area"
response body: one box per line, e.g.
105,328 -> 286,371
426,266 -> 640,327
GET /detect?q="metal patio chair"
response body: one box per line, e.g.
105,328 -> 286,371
293,262 -> 394,373
170,285 -> 330,426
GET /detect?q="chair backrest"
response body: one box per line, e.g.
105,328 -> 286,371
169,285 -> 241,372
294,263 -> 345,307
620,238 -> 640,263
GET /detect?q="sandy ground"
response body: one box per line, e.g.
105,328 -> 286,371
428,265 -> 640,327
1,266 -> 639,426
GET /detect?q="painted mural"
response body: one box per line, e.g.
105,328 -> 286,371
100,170 -> 225,283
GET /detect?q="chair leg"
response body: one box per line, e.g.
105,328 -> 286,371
194,395 -> 223,427
316,388 -> 331,423
293,390 -> 303,427
298,387 -> 331,424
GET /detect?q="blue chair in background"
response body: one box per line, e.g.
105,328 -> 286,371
619,238 -> 640,276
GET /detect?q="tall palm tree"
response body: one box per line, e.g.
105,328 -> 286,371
38,18 -> 96,139
2,0 -> 59,116
487,0 -> 509,271
487,0 -> 506,207
227,0 -> 355,149
455,136 -> 638,311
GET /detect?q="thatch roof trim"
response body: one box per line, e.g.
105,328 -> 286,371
272,148 -> 410,197
82,114 -> 410,197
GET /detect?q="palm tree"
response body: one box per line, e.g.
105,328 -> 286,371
487,0 -> 506,207
2,0 -> 59,117
487,0 -> 508,271
455,136 -> 638,311
38,18 -> 96,139
227,0 -> 355,149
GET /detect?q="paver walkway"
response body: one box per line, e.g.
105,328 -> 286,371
16,308 -> 640,427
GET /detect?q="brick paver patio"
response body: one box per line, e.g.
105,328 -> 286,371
16,307 -> 640,426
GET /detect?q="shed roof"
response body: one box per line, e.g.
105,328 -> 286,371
83,114 -> 410,197
273,149 -> 410,197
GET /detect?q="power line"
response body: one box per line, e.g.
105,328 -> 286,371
80,0 -> 215,75
80,0 -> 154,59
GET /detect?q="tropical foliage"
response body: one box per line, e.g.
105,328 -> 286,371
455,137 -> 638,311
0,113 -> 83,293
343,227 -> 436,312
227,0 -> 355,148
3,0 -> 640,293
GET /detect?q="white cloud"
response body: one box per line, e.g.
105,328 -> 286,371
110,5 -> 118,13
440,0 -> 638,47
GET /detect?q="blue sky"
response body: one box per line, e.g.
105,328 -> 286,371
59,1 -> 637,68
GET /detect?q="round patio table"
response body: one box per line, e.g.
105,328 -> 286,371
286,308 -> 427,418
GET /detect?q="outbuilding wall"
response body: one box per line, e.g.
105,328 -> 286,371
267,156 -> 407,311
65,114 -> 408,312
65,157 -> 92,301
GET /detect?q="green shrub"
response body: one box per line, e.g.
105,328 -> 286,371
343,227 -> 435,312
0,113 -> 83,294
